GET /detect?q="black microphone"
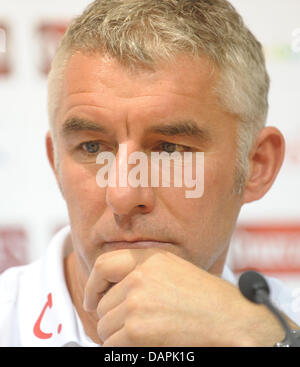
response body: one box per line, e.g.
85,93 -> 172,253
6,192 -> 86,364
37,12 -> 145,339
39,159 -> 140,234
238,270 -> 300,347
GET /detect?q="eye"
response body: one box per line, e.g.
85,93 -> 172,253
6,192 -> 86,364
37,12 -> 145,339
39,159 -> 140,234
82,141 -> 101,154
161,142 -> 177,153
160,142 -> 190,153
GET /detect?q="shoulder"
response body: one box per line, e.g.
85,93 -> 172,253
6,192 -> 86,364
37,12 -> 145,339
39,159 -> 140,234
266,275 -> 300,326
223,266 -> 300,326
0,261 -> 41,346
0,263 -> 37,303
0,226 -> 78,346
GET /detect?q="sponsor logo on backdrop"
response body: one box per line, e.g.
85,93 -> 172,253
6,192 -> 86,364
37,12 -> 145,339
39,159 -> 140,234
228,225 -> 300,275
37,22 -> 69,75
0,23 -> 11,75
264,41 -> 300,62
0,227 -> 28,273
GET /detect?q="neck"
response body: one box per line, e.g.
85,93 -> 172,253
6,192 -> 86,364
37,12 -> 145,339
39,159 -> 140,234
64,250 -> 102,345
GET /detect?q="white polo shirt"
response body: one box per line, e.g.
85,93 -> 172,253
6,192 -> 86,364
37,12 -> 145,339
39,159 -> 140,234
0,225 -> 299,347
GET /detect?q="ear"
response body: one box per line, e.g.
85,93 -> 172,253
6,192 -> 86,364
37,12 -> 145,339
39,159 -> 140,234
46,131 -> 56,174
242,127 -> 285,204
46,131 -> 64,198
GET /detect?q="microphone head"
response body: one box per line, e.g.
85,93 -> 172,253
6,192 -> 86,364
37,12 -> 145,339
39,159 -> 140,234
238,270 -> 270,304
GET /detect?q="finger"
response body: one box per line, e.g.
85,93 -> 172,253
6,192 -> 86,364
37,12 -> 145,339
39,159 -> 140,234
97,300 -> 128,343
83,249 -> 138,311
102,327 -> 132,347
97,280 -> 126,318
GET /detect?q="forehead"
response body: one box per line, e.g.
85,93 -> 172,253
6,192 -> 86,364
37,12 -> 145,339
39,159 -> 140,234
62,51 -> 218,102
55,51 -> 231,139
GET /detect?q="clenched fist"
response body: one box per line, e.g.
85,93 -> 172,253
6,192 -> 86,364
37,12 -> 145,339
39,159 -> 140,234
83,248 -> 286,347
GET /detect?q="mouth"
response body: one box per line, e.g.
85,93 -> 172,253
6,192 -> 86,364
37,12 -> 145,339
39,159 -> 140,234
102,240 -> 173,251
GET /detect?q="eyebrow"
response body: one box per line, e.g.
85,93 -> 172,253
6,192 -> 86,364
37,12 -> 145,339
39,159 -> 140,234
61,117 -> 109,136
145,120 -> 211,140
61,117 -> 210,141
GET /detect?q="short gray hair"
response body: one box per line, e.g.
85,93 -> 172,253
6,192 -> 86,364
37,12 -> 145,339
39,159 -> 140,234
48,0 -> 270,194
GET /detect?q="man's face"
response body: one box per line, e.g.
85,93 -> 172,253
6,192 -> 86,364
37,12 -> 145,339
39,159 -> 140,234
53,52 -> 243,278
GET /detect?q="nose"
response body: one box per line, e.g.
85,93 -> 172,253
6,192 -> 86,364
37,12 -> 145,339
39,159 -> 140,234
105,143 -> 155,218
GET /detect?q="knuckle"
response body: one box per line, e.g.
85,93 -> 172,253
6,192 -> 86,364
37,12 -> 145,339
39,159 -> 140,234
124,317 -> 143,342
94,257 -> 106,273
127,269 -> 144,287
125,293 -> 141,314
146,248 -> 167,263
94,252 -> 114,271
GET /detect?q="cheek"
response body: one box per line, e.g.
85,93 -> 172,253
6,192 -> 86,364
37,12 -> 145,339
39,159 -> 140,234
163,155 -> 236,222
197,154 -> 238,233
205,155 -> 236,196
157,155 -> 239,267
59,157 -> 106,229
59,158 -> 108,272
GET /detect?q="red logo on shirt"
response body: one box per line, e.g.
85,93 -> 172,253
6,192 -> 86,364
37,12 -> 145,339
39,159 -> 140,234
33,292 -> 62,339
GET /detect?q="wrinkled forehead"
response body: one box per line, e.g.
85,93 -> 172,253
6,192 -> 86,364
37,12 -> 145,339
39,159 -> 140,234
51,51 -> 240,163
62,51 -> 218,99
47,47 -> 240,151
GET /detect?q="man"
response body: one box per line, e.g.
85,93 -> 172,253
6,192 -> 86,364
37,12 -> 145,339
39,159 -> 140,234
0,0 -> 299,347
